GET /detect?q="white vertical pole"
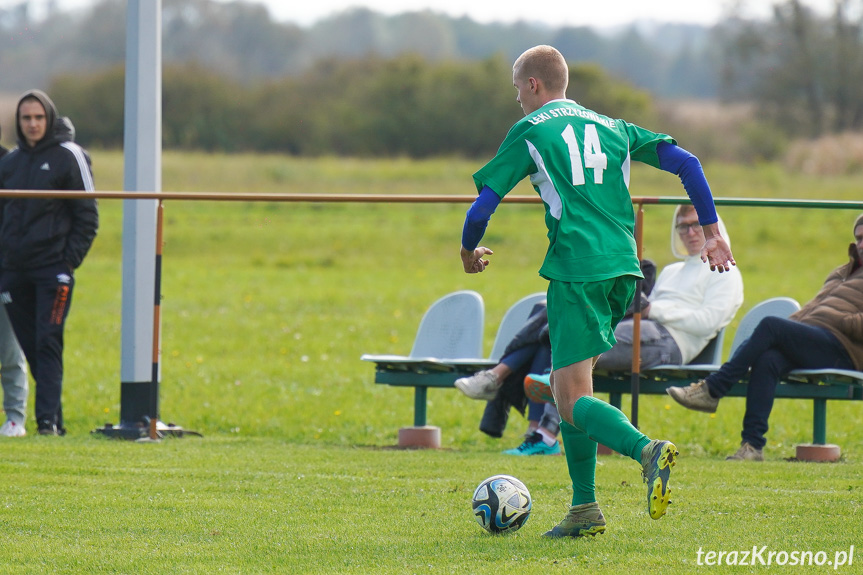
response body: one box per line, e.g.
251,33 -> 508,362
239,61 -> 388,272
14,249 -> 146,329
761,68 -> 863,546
119,0 -> 161,428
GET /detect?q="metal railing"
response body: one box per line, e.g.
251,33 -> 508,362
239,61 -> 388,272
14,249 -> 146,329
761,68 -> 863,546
3,189 -> 861,431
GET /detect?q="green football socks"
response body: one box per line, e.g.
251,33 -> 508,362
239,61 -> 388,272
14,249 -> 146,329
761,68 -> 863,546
571,395 -> 650,461
560,421 -> 597,505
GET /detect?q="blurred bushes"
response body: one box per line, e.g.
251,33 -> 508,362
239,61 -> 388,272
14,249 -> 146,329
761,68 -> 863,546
655,100 -> 788,164
48,54 -> 656,158
785,132 -> 863,175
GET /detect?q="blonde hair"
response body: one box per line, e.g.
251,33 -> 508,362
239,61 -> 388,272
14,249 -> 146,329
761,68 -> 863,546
677,204 -> 697,219
513,45 -> 569,94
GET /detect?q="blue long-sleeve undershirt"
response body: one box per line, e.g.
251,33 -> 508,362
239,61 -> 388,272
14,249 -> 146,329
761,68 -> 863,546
462,143 -> 717,251
461,186 -> 500,251
656,141 -> 718,225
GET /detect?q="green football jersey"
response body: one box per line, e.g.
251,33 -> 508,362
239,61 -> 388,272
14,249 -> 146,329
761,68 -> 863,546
473,99 -> 675,282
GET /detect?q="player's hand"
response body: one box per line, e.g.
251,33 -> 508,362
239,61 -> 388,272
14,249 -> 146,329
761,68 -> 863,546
461,246 -> 493,274
700,235 -> 736,273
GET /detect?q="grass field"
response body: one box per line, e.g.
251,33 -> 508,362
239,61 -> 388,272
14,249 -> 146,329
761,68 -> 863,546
2,152 -> 862,574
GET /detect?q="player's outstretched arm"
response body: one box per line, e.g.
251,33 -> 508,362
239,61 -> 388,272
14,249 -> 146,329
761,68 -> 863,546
700,223 -> 735,273
460,185 -> 500,274
461,245 -> 493,273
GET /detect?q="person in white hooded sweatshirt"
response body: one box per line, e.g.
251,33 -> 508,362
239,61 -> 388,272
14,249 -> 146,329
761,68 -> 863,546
593,204 -> 744,370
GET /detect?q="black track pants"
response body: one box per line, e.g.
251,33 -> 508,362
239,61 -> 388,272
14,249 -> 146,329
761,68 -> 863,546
1,263 -> 74,428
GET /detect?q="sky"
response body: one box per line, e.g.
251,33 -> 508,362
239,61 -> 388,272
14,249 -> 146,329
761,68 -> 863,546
16,0 -> 850,29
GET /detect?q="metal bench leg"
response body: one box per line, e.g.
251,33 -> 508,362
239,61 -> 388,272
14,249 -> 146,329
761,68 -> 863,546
813,398 -> 826,445
795,399 -> 840,462
398,387 -> 440,449
414,387 -> 428,427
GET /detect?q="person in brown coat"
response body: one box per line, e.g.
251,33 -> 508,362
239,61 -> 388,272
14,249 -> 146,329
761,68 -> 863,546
667,213 -> 863,460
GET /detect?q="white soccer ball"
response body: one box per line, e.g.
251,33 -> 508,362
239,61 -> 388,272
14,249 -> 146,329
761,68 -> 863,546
471,474 -> 532,534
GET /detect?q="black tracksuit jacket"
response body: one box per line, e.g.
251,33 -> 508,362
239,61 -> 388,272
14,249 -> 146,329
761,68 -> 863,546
0,94 -> 98,272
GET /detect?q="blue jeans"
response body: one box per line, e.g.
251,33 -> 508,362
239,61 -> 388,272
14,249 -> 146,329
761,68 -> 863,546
705,317 -> 853,449
501,343 -> 553,428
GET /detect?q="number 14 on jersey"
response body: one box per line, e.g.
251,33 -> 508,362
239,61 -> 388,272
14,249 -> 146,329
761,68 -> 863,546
562,123 -> 607,185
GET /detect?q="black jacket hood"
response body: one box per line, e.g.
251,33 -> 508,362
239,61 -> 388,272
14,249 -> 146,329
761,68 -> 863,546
54,116 -> 76,143
15,89 -> 59,151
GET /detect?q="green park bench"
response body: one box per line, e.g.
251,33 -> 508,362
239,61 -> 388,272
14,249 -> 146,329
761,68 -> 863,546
363,197 -> 863,456
363,294 -> 863,459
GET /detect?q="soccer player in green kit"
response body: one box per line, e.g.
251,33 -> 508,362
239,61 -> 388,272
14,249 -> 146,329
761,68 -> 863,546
460,45 -> 736,538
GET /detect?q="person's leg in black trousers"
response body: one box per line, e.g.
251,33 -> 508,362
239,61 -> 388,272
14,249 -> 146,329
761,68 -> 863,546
3,264 -> 74,434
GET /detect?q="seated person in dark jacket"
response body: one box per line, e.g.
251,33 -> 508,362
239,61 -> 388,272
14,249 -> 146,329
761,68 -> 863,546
455,300 -> 560,455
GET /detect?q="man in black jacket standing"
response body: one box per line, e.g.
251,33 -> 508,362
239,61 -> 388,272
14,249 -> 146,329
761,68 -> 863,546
0,90 -> 98,435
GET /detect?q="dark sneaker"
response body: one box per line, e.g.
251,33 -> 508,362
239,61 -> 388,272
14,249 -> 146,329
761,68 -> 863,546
503,431 -> 561,456
37,419 -> 59,436
666,380 -> 719,413
542,502 -> 607,538
641,439 -> 678,520
524,372 -> 555,404
726,442 -> 763,461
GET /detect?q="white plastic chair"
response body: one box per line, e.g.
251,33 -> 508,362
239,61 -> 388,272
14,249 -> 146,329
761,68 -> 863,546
687,326 -> 726,366
409,290 -> 485,359
361,290 -> 485,364
488,292 -> 546,362
728,296 -> 801,356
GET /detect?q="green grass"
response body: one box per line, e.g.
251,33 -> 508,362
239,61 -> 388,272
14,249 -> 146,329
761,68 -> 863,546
2,152 -> 863,573
3,438 -> 861,574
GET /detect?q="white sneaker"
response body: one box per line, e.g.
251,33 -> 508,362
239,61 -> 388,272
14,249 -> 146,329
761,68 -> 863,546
0,420 -> 26,437
454,370 -> 501,400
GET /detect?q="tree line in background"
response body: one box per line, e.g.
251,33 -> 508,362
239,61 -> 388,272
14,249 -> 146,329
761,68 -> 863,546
721,0 -> 863,138
0,0 -> 718,98
3,0 -> 863,165
49,55 -> 653,158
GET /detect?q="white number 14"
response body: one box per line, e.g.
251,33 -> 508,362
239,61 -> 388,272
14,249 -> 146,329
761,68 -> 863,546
562,124 -> 607,185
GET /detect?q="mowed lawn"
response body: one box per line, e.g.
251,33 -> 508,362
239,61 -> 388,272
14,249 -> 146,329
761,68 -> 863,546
2,152 -> 862,574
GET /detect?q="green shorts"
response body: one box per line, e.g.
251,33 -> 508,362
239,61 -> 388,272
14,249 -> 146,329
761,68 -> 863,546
547,276 -> 637,370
